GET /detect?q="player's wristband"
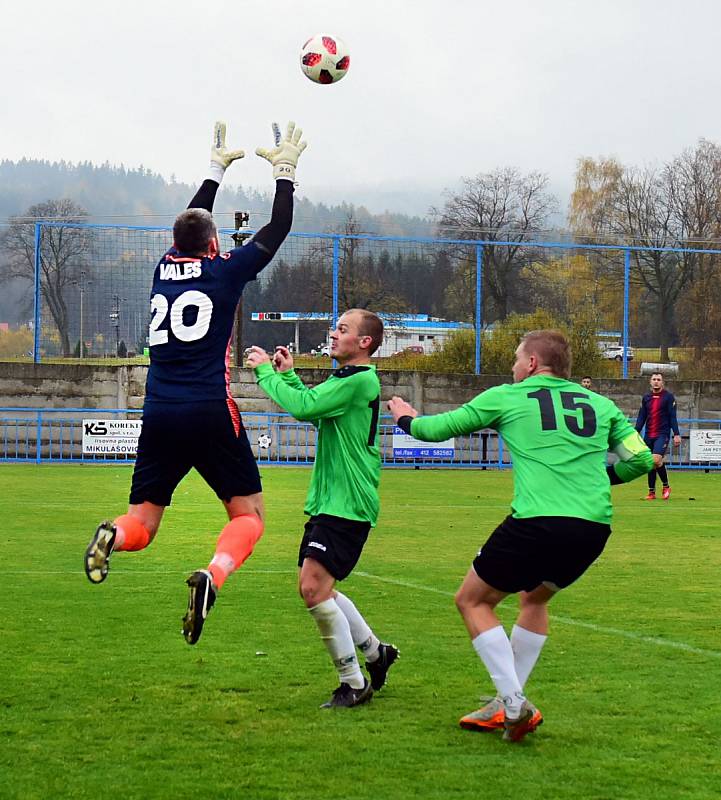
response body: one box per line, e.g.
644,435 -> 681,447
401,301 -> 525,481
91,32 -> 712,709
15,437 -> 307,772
208,162 -> 226,184
273,163 -> 296,181
397,415 -> 414,435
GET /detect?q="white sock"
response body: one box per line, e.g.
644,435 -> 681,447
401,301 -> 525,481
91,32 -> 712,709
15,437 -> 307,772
308,598 -> 365,689
511,624 -> 547,688
334,591 -> 381,661
472,625 -> 525,719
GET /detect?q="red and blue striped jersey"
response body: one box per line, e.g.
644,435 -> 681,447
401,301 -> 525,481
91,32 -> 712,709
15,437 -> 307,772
635,389 -> 680,438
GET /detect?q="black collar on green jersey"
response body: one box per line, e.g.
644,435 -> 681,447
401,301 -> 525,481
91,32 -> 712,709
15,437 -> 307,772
333,365 -> 371,379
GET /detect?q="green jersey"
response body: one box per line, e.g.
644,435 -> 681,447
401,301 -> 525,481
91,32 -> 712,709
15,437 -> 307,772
254,362 -> 381,525
409,374 -> 652,524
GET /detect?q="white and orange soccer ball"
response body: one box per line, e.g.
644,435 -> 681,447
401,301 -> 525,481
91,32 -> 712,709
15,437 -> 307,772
300,34 -> 350,84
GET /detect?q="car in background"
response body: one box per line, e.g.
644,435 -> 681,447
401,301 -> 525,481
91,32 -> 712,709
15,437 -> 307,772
391,345 -> 425,357
599,342 -> 635,361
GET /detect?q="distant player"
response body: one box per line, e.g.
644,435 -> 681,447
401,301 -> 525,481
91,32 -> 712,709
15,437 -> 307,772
388,330 -> 653,742
84,120 -> 307,645
246,309 -> 399,708
580,375 -> 593,390
635,372 -> 681,500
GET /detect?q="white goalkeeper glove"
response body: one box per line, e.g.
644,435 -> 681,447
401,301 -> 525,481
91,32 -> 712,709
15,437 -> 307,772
208,121 -> 245,184
255,121 -> 307,182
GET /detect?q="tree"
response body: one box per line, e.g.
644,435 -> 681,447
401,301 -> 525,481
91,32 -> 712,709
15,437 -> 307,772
3,199 -> 91,356
433,168 -> 558,321
0,326 -> 33,358
569,157 -> 624,239
571,143 -> 721,360
665,140 -> 721,358
428,308 -> 607,376
571,159 -> 680,361
289,211 -> 411,315
523,254 -> 625,334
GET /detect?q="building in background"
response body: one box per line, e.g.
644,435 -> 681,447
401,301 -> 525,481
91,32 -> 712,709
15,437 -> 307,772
251,312 -> 472,357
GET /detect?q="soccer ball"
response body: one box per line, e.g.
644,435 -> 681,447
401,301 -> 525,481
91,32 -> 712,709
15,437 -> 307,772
300,34 -> 350,84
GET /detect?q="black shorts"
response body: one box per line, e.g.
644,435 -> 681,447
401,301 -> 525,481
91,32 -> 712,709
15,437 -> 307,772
644,435 -> 669,456
472,515 -> 611,594
129,400 -> 262,506
298,514 -> 371,581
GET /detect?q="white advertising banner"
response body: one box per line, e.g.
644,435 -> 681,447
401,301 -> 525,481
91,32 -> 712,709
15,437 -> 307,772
689,429 -> 721,461
82,419 -> 142,455
392,426 -> 455,458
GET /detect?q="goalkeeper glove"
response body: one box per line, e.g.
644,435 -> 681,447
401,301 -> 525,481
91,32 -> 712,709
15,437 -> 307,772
255,121 -> 307,182
208,121 -> 245,184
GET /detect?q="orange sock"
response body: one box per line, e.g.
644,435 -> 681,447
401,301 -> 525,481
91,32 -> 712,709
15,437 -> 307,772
113,514 -> 152,552
208,514 -> 264,589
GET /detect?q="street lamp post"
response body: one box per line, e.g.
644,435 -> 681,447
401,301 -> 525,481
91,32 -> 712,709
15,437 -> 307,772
109,294 -> 122,357
79,270 -> 86,358
231,211 -> 251,366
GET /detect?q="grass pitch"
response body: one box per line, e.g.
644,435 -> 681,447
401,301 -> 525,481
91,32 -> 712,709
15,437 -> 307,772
2,466 -> 721,800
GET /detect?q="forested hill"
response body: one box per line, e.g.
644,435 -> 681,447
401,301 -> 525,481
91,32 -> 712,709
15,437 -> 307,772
0,159 -> 432,236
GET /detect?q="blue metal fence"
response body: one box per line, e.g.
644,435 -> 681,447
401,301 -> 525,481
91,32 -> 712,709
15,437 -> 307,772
28,221 -> 721,375
2,407 -> 719,470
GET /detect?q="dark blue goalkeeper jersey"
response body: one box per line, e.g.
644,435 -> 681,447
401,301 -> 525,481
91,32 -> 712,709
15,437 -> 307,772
144,177 -> 293,403
145,240 -> 269,402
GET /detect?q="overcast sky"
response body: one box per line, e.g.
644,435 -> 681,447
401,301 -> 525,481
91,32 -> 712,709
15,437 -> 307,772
3,0 -> 721,215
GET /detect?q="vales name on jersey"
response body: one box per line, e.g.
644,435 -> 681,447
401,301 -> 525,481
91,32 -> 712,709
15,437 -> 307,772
160,262 -> 202,281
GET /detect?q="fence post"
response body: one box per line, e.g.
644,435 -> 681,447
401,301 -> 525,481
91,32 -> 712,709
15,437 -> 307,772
331,236 -> 339,367
35,410 -> 42,463
33,223 -> 42,364
332,236 -> 339,326
623,249 -> 630,379
475,244 -> 483,375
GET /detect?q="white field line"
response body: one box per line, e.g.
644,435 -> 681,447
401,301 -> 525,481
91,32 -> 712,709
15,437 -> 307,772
354,570 -> 721,661
10,566 -> 720,660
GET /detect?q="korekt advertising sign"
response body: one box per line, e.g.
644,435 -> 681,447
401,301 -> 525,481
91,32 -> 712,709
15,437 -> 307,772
82,419 -> 142,454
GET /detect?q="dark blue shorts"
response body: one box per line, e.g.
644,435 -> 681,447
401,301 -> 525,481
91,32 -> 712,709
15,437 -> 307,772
644,435 -> 669,456
129,400 -> 262,506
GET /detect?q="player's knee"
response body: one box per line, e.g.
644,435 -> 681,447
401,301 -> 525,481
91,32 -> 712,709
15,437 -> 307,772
455,586 -> 472,615
299,576 -> 331,607
519,589 -> 550,611
653,453 -> 663,468
299,580 -> 320,607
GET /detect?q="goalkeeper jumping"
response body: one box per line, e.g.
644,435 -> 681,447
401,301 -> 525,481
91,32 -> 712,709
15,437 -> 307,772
84,120 -> 306,646
388,329 -> 653,742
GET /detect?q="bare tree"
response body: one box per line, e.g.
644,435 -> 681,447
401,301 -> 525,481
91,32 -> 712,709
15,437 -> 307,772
570,143 -> 721,360
303,210 -> 410,314
613,165 -> 692,360
433,168 -> 558,320
666,140 -> 721,358
3,200 -> 91,356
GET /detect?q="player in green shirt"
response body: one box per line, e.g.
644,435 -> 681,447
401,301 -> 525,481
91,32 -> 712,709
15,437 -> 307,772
388,329 -> 653,742
247,308 -> 399,708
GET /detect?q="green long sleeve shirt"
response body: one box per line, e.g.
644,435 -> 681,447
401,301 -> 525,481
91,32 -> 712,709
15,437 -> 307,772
409,375 -> 653,524
255,362 -> 381,525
